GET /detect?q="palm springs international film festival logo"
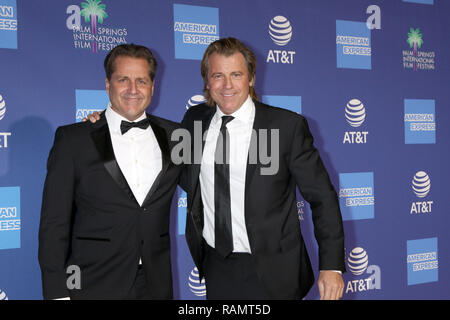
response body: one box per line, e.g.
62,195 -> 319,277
66,0 -> 128,53
0,0 -> 18,49
266,15 -> 295,64
345,247 -> 381,294
188,267 -> 206,297
173,4 -> 219,60
402,28 -> 435,71
410,171 -> 433,215
343,99 -> 368,144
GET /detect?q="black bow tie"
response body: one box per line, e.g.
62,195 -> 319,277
120,118 -> 150,135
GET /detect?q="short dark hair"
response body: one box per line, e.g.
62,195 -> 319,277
201,37 -> 257,106
104,43 -> 157,81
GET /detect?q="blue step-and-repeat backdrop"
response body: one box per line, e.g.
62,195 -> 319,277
0,0 -> 449,300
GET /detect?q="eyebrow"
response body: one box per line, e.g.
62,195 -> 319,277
114,74 -> 150,80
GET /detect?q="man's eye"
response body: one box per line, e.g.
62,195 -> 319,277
232,73 -> 242,79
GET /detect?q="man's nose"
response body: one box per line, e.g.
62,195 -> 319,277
223,76 -> 233,89
128,80 -> 138,93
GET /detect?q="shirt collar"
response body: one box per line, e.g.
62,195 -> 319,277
212,95 -> 255,126
105,104 -> 147,135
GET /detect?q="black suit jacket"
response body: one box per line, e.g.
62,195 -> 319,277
180,101 -> 345,299
38,113 -> 182,300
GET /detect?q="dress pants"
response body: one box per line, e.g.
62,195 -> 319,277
125,265 -> 152,300
203,243 -> 269,300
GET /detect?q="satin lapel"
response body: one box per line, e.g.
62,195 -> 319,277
141,117 -> 170,207
245,101 -> 265,194
90,115 -> 138,205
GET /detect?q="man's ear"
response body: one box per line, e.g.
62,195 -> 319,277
249,76 -> 255,87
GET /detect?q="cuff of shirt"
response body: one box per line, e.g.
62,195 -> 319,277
320,270 -> 342,274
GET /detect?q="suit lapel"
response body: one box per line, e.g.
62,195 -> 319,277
90,114 -> 138,205
190,107 -> 215,228
245,101 -> 266,193
141,116 -> 170,207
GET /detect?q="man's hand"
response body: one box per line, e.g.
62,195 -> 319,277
82,111 -> 102,123
317,270 -> 344,300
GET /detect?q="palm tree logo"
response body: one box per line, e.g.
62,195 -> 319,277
407,28 -> 423,71
80,0 -> 108,53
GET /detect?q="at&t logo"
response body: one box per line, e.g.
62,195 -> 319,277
0,288 -> 8,300
343,99 -> 369,144
266,16 -> 296,64
0,94 -> 11,149
410,171 -> 433,214
188,267 -> 206,297
0,94 -> 5,120
185,95 -> 206,110
345,247 -> 381,294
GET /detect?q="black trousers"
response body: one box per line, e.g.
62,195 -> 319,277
125,265 -> 151,300
203,244 -> 269,300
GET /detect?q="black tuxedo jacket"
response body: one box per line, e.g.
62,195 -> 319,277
180,101 -> 345,299
38,113 -> 182,300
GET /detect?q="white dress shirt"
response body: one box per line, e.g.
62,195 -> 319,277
105,106 -> 162,206
200,96 -> 255,253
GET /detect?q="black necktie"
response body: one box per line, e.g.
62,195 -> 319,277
120,118 -> 150,135
214,115 -> 234,257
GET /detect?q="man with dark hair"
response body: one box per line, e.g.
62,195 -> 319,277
39,44 -> 181,300
104,44 -> 157,82
181,37 -> 346,300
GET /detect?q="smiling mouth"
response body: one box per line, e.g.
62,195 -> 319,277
122,96 -> 143,102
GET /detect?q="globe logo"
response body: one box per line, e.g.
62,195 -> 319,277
268,16 -> 292,46
412,171 -> 431,198
0,289 -> 8,300
345,99 -> 366,127
347,247 -> 369,276
0,95 -> 6,121
188,267 -> 206,296
186,95 -> 206,110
